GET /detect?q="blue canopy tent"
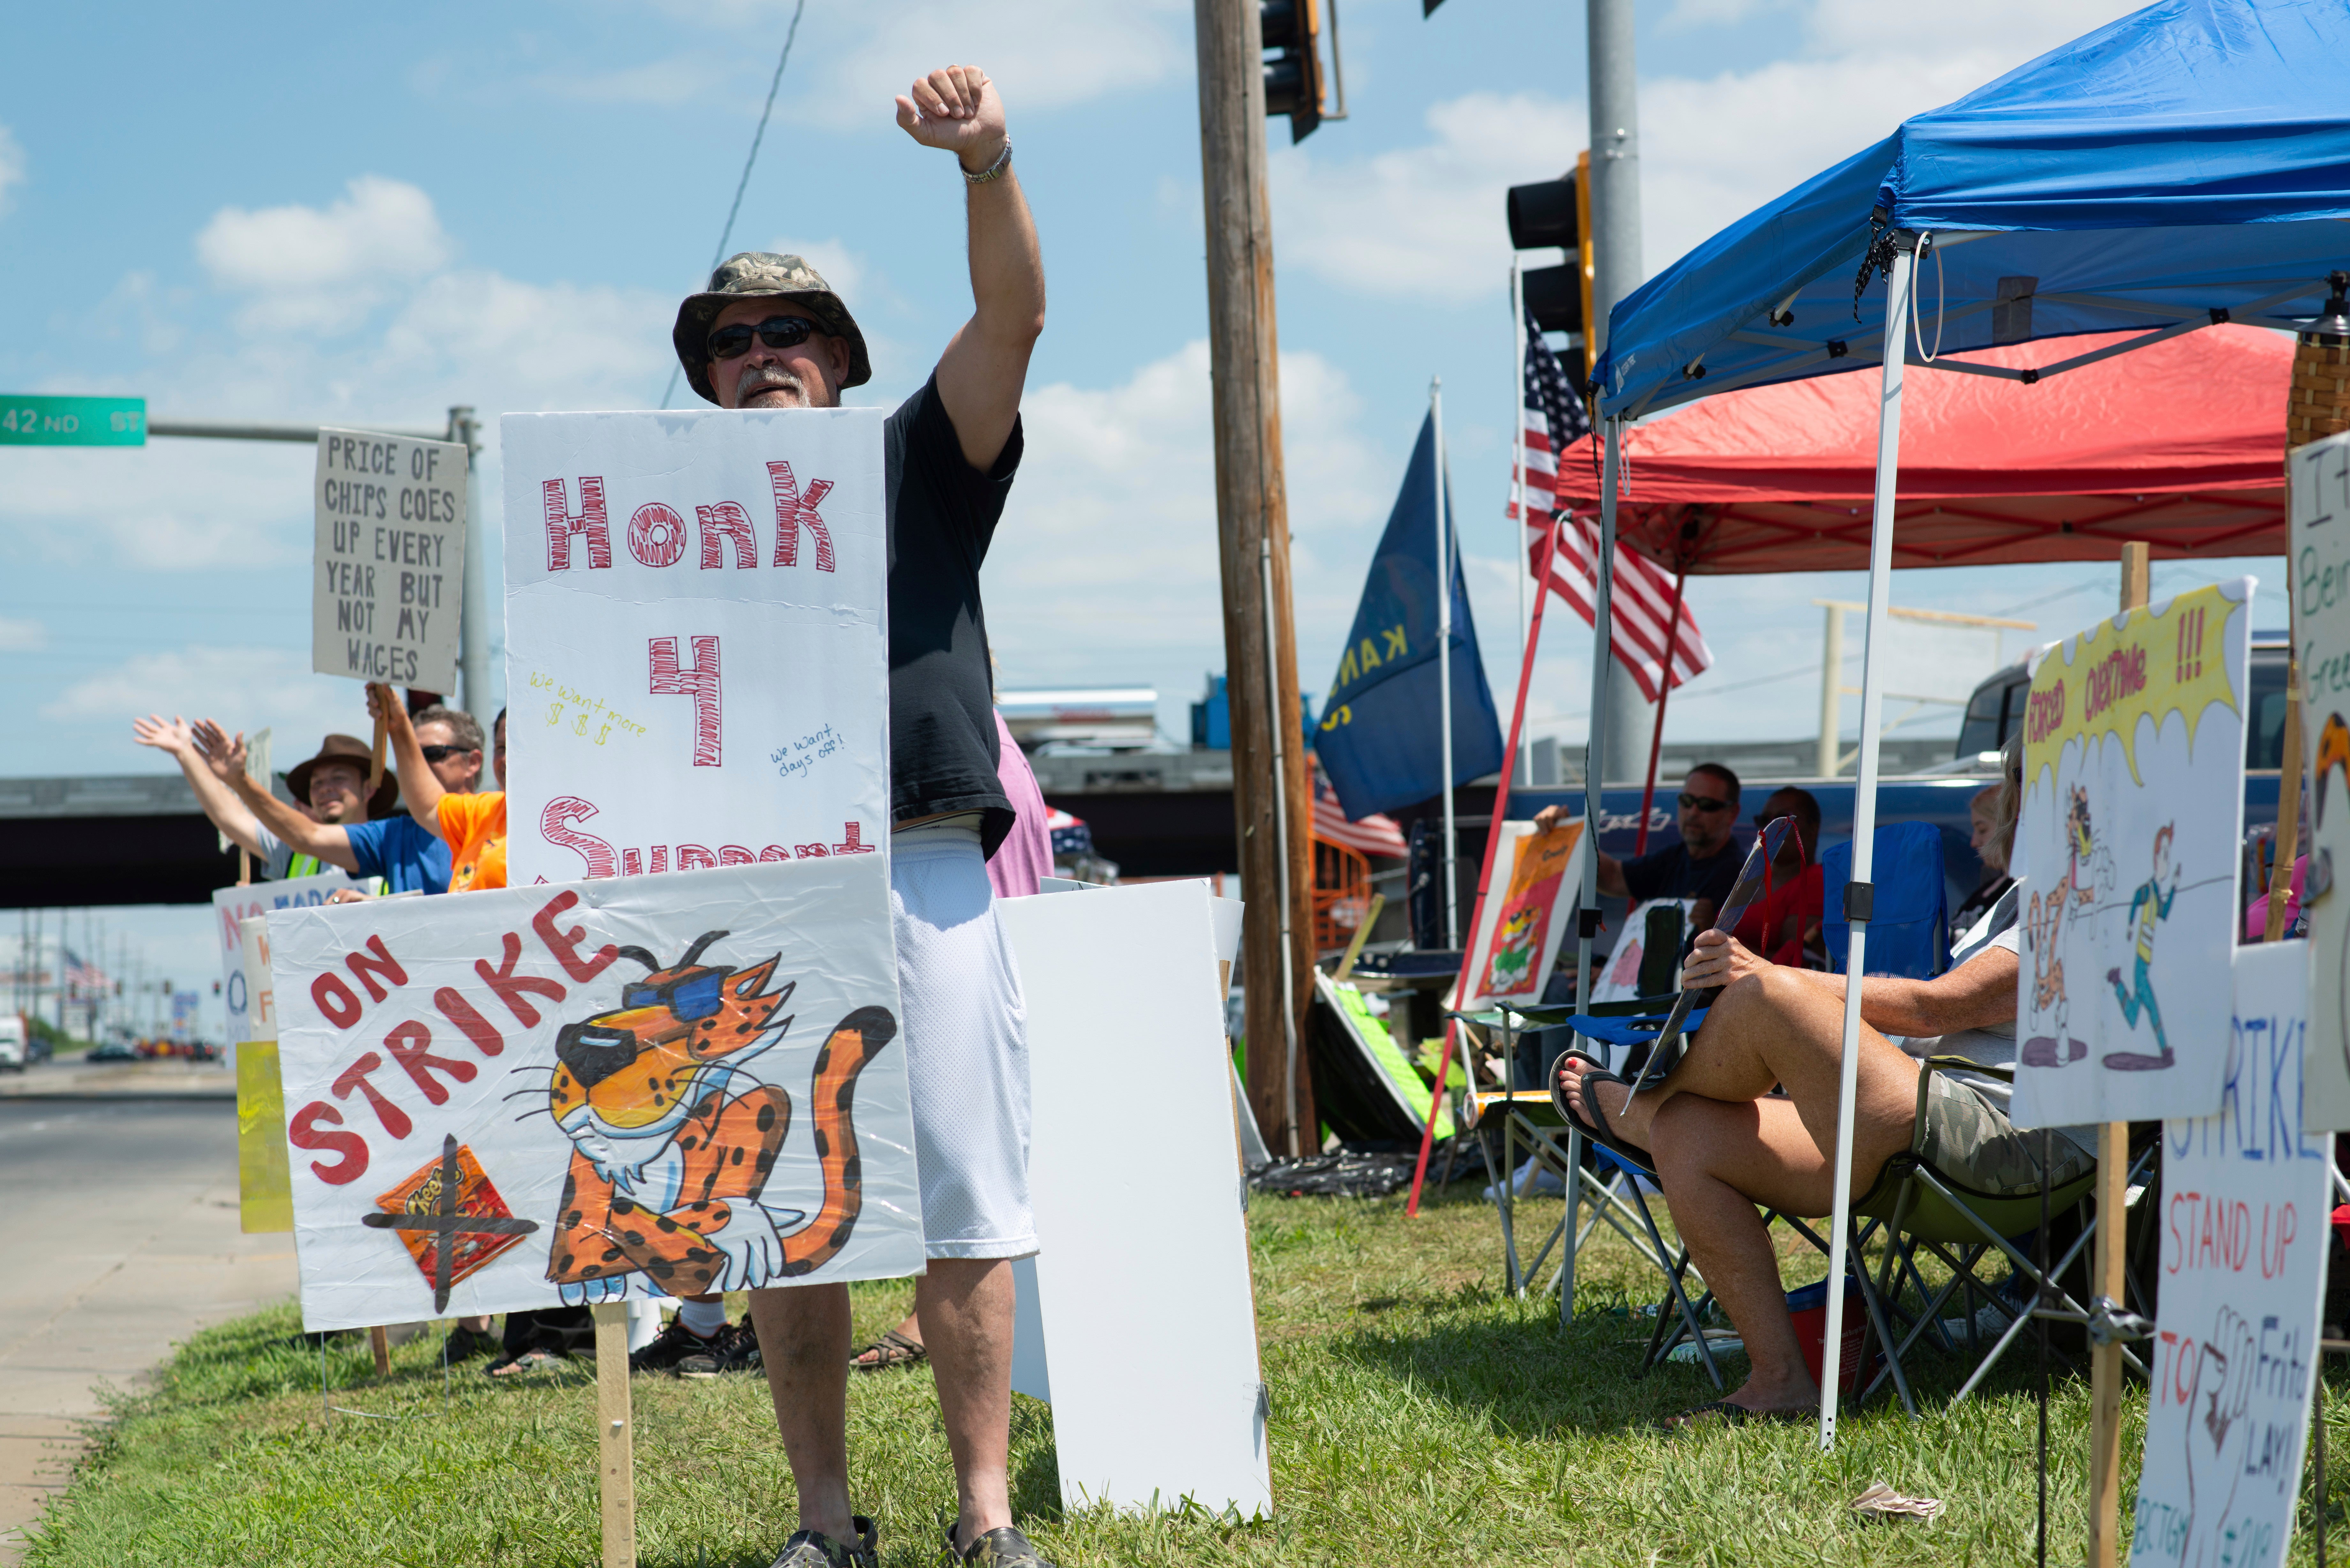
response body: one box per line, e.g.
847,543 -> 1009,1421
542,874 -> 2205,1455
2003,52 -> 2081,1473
1563,0 -> 2350,1446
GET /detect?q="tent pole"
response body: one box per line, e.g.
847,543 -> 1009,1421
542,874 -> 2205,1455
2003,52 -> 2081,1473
1406,521 -> 1564,1218
1574,419 -> 1622,1065
1634,567 -> 1687,855
1818,236 -> 1915,1450
1434,378 -> 1459,948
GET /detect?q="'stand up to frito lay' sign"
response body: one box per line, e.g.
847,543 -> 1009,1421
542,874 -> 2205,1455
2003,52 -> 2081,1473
312,428 -> 468,693
500,409 -> 886,884
2129,942 -> 2327,1568
270,859 -> 919,1330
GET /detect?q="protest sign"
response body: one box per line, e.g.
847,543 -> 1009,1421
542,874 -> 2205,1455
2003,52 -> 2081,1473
1001,879 -> 1272,1518
2129,941 -> 2327,1568
236,916 -> 293,1234
214,870 -> 354,1045
269,857 -> 916,1331
1590,898 -> 1697,1008
1459,818 -> 1587,1009
2012,580 -> 2251,1128
500,409 -> 887,885
2289,430 -> 2350,1126
312,429 -> 467,693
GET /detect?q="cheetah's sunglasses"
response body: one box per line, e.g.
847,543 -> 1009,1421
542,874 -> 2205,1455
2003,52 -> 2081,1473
620,971 -> 726,1021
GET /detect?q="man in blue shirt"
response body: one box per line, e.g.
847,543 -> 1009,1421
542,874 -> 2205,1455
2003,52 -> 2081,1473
195,706 -> 486,896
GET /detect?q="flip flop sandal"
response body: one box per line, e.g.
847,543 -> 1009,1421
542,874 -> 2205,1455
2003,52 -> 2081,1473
772,1515 -> 880,1568
850,1328 -> 928,1372
942,1524 -> 1054,1567
1548,1051 -> 1653,1168
1662,1399 -> 1812,1433
481,1346 -> 567,1378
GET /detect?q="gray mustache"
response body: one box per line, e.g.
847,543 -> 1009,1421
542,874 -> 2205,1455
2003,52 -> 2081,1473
736,365 -> 807,401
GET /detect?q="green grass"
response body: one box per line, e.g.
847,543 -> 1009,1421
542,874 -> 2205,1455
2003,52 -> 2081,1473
21,1185 -> 2350,1566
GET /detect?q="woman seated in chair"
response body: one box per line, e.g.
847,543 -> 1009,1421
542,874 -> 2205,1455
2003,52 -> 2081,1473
1555,739 -> 2091,1427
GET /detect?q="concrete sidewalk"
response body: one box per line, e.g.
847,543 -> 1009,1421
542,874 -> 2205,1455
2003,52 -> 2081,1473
0,1100 -> 295,1564
0,1056 -> 235,1102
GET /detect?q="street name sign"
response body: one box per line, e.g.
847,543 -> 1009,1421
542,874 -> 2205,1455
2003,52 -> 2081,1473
0,395 -> 146,446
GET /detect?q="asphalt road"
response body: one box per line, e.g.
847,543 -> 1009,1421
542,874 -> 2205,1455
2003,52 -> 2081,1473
0,1089 -> 296,1563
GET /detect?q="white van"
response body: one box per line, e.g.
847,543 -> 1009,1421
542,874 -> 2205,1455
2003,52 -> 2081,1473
0,1016 -> 26,1073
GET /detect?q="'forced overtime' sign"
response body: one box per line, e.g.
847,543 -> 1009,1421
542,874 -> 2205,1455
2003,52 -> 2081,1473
312,428 -> 467,693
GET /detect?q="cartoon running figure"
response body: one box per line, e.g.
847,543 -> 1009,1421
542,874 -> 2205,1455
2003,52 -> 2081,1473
2104,823 -> 2179,1072
2020,888 -> 2085,1067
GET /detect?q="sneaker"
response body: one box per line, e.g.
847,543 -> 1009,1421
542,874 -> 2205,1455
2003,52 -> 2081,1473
944,1525 -> 1054,1567
677,1319 -> 762,1379
629,1315 -> 719,1376
440,1323 -> 500,1364
771,1516 -> 878,1568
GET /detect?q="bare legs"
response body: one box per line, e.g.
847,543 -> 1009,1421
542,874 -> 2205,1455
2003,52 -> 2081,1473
750,1258 -> 1015,1550
1558,968 -> 1921,1413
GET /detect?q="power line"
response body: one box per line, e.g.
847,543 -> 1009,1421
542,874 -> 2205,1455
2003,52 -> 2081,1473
657,0 -> 809,411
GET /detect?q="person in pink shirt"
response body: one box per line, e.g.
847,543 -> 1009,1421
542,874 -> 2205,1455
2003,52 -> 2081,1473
985,709 -> 1051,900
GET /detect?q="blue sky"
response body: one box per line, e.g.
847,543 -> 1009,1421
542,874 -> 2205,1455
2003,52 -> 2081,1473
0,0 -> 2278,1024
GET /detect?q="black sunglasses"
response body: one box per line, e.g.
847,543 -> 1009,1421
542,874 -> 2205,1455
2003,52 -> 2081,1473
706,316 -> 822,361
419,743 -> 472,763
1679,792 -> 1733,813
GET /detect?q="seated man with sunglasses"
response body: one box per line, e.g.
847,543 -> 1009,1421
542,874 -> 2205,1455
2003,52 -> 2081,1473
1535,762 -> 1747,930
669,63 -> 1050,1568
197,699 -> 479,896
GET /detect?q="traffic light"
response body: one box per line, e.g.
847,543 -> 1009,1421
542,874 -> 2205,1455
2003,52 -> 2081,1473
1507,151 -> 1598,377
1262,0 -> 1325,143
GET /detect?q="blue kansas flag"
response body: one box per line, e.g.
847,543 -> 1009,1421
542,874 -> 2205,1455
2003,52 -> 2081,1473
1314,413 -> 1505,819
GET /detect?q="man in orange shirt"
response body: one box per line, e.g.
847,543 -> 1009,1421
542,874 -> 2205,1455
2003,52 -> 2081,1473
372,682 -> 506,891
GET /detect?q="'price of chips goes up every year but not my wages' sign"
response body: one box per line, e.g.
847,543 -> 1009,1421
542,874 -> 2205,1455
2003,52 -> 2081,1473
311,428 -> 468,693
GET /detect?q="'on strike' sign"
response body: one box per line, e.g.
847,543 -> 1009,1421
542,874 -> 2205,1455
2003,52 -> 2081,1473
312,428 -> 468,693
499,408 -> 886,887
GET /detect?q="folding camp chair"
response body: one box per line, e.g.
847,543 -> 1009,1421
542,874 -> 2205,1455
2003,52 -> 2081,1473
1445,998 -> 1725,1377
1841,1058 -> 2157,1414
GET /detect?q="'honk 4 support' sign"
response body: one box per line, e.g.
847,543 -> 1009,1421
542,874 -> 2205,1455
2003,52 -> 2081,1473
312,428 -> 468,693
500,409 -> 887,885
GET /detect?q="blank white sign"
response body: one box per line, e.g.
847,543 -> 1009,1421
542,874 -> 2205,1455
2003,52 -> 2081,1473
999,880 -> 1271,1519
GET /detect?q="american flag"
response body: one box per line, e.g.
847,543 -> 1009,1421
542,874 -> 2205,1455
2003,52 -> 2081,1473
1311,772 -> 1408,858
1510,309 -> 1711,702
62,949 -> 105,995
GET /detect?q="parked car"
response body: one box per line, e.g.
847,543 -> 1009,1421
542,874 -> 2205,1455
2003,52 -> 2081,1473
87,1040 -> 137,1063
0,1016 -> 24,1073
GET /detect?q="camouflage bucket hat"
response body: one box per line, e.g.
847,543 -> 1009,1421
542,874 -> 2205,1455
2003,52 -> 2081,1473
672,252 -> 872,404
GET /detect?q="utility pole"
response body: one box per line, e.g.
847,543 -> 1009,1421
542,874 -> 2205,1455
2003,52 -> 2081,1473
1195,0 -> 1318,1157
1588,0 -> 1653,783
449,406 -> 494,724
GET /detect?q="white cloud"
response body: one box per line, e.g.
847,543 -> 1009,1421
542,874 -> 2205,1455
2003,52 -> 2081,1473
0,616 -> 44,652
196,176 -> 453,333
42,645 -> 375,751
1273,93 -> 1585,305
0,125 -> 24,219
985,339 -> 1387,698
1273,0 -> 2148,308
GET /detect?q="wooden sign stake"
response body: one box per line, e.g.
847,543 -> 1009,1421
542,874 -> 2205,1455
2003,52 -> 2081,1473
592,1302 -> 636,1568
2088,539 -> 2153,1568
238,847 -> 252,888
369,1325 -> 391,1378
2268,659 -> 2306,944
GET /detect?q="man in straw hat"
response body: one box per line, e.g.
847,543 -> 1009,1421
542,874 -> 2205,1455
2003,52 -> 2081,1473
674,64 -> 1046,1568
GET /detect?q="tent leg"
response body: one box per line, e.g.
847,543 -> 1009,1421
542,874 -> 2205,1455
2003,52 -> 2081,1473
1572,420 -> 1622,1067
1818,235 -> 1915,1450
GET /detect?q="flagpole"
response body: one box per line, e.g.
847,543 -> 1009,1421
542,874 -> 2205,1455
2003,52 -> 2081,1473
1633,566 -> 1687,856
1511,265 -> 1530,786
1407,518 -> 1563,1217
1433,377 -> 1459,950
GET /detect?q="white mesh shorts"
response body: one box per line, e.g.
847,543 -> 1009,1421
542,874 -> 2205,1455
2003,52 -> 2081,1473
891,818 -> 1036,1260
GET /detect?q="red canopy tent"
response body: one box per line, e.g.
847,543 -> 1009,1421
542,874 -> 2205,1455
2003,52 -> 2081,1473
1552,325 -> 2290,574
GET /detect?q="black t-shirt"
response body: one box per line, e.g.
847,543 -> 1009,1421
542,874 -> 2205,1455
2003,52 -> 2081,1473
884,375 -> 1022,856
1622,839 -> 1742,911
